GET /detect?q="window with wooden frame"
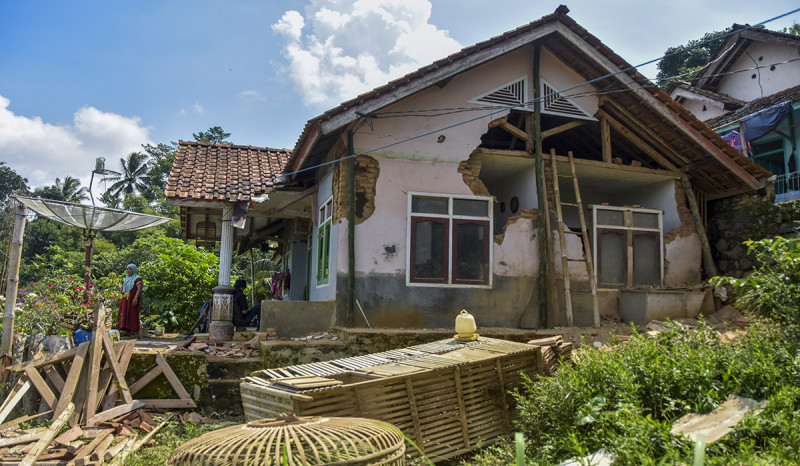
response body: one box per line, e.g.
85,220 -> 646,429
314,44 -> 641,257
316,197 -> 333,285
592,206 -> 662,288
408,193 -> 492,287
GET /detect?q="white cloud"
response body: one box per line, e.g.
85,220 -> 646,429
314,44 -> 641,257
0,94 -> 151,189
272,0 -> 462,106
238,90 -> 267,104
192,102 -> 205,114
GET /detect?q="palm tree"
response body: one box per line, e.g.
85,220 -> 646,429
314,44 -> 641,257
32,176 -> 88,202
103,152 -> 150,199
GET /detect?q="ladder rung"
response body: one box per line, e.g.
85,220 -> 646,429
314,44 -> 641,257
566,258 -> 587,262
557,174 -> 574,178
560,202 -> 579,207
564,230 -> 583,235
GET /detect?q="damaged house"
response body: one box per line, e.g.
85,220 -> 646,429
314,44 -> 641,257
170,6 -> 771,332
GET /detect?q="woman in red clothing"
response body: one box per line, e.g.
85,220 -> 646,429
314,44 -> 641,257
118,263 -> 143,335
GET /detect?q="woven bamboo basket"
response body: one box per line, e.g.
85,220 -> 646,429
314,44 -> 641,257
240,337 -> 542,463
167,415 -> 406,465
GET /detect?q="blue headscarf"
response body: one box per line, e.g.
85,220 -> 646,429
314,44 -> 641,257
122,264 -> 141,293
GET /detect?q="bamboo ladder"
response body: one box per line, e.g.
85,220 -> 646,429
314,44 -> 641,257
549,150 -> 599,327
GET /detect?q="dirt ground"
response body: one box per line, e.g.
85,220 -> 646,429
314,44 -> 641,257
540,305 -> 747,349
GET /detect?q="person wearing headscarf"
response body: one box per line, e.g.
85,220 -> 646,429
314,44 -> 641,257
118,263 -> 143,335
232,279 -> 260,328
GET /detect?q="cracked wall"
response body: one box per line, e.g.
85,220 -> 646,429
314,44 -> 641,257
333,153 -> 380,225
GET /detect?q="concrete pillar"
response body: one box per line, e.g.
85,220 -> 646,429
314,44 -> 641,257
218,206 -> 233,286
210,205 -> 235,341
210,285 -> 234,341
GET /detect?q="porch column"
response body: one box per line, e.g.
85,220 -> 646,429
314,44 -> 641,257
210,206 -> 234,341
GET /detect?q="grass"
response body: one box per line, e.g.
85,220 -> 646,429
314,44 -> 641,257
455,319 -> 800,465
123,419 -> 221,465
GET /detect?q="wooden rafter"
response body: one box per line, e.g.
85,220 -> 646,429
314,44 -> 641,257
541,121 -> 586,140
595,109 -> 679,172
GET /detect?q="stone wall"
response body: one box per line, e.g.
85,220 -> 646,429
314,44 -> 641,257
707,192 -> 800,278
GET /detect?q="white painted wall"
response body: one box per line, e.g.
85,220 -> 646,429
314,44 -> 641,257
717,41 -> 800,101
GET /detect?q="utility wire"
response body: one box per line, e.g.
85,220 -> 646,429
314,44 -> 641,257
18,7 -> 800,222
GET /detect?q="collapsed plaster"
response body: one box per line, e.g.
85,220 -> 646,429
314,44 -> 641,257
457,150 -> 491,196
663,179 -> 702,285
333,153 -> 380,225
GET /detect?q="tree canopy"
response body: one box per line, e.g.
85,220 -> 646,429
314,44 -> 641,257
656,29 -> 729,88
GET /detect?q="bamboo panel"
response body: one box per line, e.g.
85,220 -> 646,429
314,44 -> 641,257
241,338 -> 540,463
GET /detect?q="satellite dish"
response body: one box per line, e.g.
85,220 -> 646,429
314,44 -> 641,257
14,196 -> 173,299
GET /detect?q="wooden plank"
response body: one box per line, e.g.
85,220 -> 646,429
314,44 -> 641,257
84,310 -> 106,421
600,116 -> 612,163
19,402 -> 73,466
53,342 -> 89,419
99,340 -> 136,412
596,109 -> 679,172
70,428 -> 113,461
681,175 -> 719,277
42,366 -> 65,395
86,401 -> 145,427
128,365 -> 163,397
6,346 -> 80,373
89,432 -> 114,463
0,377 -> 31,424
0,410 -> 51,434
541,120 -> 586,140
0,431 -> 41,448
139,399 -> 196,409
100,332 -> 132,404
23,367 -> 57,410
154,353 -> 192,400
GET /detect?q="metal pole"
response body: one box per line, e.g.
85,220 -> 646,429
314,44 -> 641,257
2,203 -> 28,358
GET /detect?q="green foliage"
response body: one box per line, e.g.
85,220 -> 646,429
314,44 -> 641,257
492,321 -> 800,465
782,23 -> 800,36
193,126 -> 232,144
134,236 -> 219,332
656,29 -> 729,88
0,161 -> 29,210
31,176 -> 88,203
712,236 -> 800,338
103,151 -> 151,201
125,420 -> 221,465
9,273 -> 120,335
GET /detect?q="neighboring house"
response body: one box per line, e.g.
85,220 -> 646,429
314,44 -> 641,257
669,25 -> 800,201
166,7 -> 771,331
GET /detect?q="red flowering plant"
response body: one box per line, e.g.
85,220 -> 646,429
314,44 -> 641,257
8,274 -> 122,336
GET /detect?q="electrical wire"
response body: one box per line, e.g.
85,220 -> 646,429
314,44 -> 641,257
16,7 -> 800,222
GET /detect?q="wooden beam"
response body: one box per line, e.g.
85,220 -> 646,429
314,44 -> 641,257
0,377 -> 31,424
600,116 -> 612,163
24,367 -> 57,410
600,97 -> 691,165
596,109 -> 679,172
552,153 -> 679,178
53,342 -> 89,419
261,186 -> 317,215
499,121 -> 529,141
555,22 -> 762,190
541,121 -> 586,140
19,402 -> 73,466
681,175 -> 719,278
473,148 -> 533,159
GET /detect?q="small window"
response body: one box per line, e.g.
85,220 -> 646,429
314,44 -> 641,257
316,197 -> 333,285
593,206 -> 662,288
408,193 -> 492,287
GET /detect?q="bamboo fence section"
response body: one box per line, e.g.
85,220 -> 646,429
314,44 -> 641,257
240,337 -> 541,463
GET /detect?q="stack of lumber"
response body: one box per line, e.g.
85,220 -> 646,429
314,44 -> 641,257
0,407 -> 173,465
527,335 -> 573,375
0,306 -> 197,464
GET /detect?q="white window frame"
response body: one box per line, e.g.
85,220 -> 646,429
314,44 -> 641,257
316,196 -> 333,287
592,205 -> 663,288
406,192 -> 493,288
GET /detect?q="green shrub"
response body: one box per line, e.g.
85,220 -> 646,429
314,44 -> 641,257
712,236 -> 800,338
506,321 -> 799,465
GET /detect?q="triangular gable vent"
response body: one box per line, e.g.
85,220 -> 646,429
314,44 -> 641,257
468,77 -> 527,107
541,79 -> 595,120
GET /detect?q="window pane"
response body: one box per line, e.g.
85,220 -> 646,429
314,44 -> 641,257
412,196 -> 448,214
453,199 -> 488,217
454,222 -> 487,281
596,209 -> 623,226
633,233 -> 659,286
633,212 -> 659,229
414,220 -> 445,279
599,230 -> 625,285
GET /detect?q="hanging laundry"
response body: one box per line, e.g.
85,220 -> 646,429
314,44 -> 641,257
742,101 -> 792,141
721,130 -> 751,156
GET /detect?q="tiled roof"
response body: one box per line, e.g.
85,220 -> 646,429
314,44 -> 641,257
165,141 -> 291,202
705,84 -> 800,129
669,81 -> 746,109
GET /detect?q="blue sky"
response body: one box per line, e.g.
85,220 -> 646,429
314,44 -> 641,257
1,0 -> 799,190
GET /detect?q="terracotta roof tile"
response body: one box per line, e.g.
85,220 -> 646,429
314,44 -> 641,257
165,141 -> 291,202
706,84 -> 800,129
